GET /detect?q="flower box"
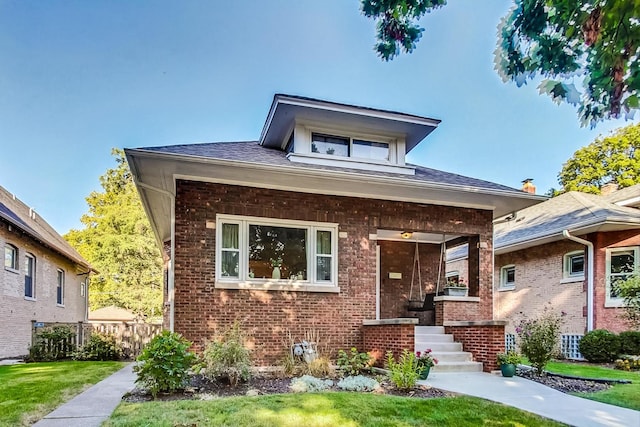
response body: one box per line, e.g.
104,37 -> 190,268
443,287 -> 468,297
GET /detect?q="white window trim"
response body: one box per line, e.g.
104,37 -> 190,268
562,250 -> 585,281
56,269 -> 65,307
4,243 -> 18,272
307,126 -> 397,164
499,265 -> 516,291
605,246 -> 639,307
215,214 -> 339,292
24,252 -> 36,300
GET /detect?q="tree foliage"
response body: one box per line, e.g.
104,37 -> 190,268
558,122 -> 640,193
362,0 -> 640,127
65,149 -> 163,318
620,276 -> 640,329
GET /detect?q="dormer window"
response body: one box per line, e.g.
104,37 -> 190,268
311,133 -> 390,161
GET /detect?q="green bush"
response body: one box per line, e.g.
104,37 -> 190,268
73,333 -> 122,361
28,325 -> 75,361
579,329 -> 621,363
497,350 -> 521,366
619,331 -> 640,355
336,348 -> 372,376
134,330 -> 196,398
516,311 -> 561,375
385,350 -> 419,390
200,322 -> 251,386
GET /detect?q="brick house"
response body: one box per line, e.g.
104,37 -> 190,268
126,94 -> 543,371
1,185 -> 91,359
490,183 -> 640,357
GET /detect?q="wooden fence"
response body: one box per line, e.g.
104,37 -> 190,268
31,320 -> 162,359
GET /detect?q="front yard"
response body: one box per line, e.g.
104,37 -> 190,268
0,361 -> 125,427
105,393 -> 566,427
543,360 -> 640,411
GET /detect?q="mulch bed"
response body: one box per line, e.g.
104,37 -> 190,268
516,368 -> 612,394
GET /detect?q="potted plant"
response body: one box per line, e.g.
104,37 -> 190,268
497,350 -> 521,377
443,278 -> 468,296
416,349 -> 438,379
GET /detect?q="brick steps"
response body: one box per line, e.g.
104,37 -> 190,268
415,326 -> 482,373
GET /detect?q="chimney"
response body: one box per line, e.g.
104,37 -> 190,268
521,178 -> 536,194
600,182 -> 619,196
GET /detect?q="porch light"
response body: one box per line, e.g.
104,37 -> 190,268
401,231 -> 413,239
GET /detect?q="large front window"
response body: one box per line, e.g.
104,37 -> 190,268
216,215 -> 337,287
606,247 -> 638,305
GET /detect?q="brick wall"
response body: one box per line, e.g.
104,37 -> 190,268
0,222 -> 86,358
173,180 -> 494,365
445,324 -> 505,372
362,324 -> 415,367
494,240 -> 587,335
592,230 -> 640,332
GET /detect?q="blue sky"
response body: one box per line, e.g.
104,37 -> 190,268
0,1 -> 636,234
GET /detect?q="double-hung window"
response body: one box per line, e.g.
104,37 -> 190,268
606,247 -> 638,306
216,215 -> 338,289
500,265 -> 515,289
24,253 -> 35,299
57,269 -> 65,306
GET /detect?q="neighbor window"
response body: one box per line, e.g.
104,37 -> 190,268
606,247 -> 638,305
500,265 -> 515,289
4,244 -> 17,270
24,253 -> 35,299
311,133 -> 389,161
216,215 -> 338,287
56,269 -> 65,305
563,251 -> 585,279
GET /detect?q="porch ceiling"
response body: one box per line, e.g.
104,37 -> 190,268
376,230 -> 462,244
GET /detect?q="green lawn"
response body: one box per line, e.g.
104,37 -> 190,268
0,361 -> 126,427
106,393 -> 566,427
543,360 -> 640,411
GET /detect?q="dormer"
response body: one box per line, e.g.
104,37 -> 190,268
259,94 -> 441,175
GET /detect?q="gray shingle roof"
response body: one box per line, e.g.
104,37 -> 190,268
602,183 -> 640,204
140,141 -> 521,193
495,191 -> 640,248
0,185 -> 90,269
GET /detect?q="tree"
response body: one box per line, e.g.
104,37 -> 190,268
362,1 -> 640,127
620,276 -> 640,329
558,122 -> 640,193
65,149 -> 163,318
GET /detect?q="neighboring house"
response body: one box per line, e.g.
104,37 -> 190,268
89,305 -> 137,323
126,94 -> 543,370
492,183 -> 640,357
0,185 -> 91,359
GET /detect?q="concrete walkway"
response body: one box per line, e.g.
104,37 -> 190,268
33,363 -> 136,427
423,371 -> 640,427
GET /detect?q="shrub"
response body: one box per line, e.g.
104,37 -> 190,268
307,356 -> 334,378
619,276 -> 640,329
289,375 -> 333,393
385,350 -> 419,390
619,331 -> 640,355
516,311 -> 562,375
579,329 -> 621,363
201,322 -> 251,386
134,331 -> 196,398
337,375 -> 379,392
73,333 -> 122,361
615,355 -> 640,371
28,325 -> 75,361
497,350 -> 522,366
336,348 -> 372,376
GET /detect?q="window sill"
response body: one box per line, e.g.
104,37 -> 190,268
56,304 -> 65,308
604,300 -> 624,308
560,276 -> 585,284
5,267 -> 19,274
498,285 -> 515,292
215,280 -> 340,293
24,296 -> 36,302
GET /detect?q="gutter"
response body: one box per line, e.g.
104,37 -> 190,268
562,230 -> 594,332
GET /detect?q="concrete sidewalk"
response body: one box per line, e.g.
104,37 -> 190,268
423,371 -> 640,427
33,363 -> 136,427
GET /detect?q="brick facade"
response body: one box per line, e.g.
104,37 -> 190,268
172,180 -> 495,365
495,232 -> 640,337
362,323 -> 415,366
1,222 -> 87,358
445,324 -> 506,372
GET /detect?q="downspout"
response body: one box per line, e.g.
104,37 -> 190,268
562,230 -> 594,332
